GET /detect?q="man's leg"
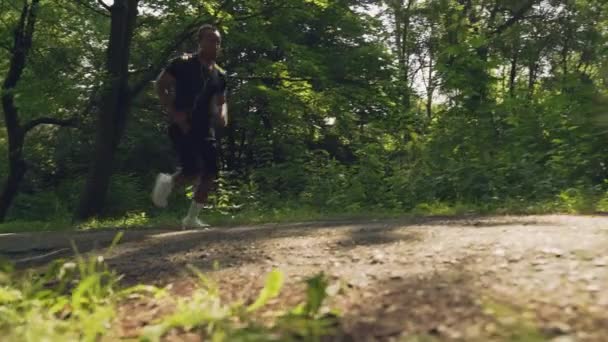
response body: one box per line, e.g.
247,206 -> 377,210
152,125 -> 198,208
151,172 -> 173,208
170,169 -> 198,188
194,175 -> 214,203
181,174 -> 214,229
181,140 -> 218,229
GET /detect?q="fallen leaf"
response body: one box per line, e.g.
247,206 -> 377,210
586,284 -> 600,292
371,253 -> 385,264
326,282 -> 341,296
542,247 -> 564,257
508,255 -> 523,263
484,323 -> 497,334
384,304 -> 400,313
390,273 -> 404,280
348,274 -> 369,288
498,316 -> 517,326
531,259 -> 548,266
545,321 -> 572,335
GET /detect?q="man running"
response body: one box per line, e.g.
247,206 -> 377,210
151,24 -> 228,229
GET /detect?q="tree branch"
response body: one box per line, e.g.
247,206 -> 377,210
97,0 -> 111,12
235,75 -> 312,82
73,0 -> 110,17
213,0 -> 232,19
2,0 -> 40,131
493,0 -> 537,35
0,41 -> 11,52
235,75 -> 370,88
232,4 -> 303,22
23,117 -> 77,134
129,21 -> 204,97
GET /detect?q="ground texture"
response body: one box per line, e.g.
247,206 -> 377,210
2,215 -> 607,341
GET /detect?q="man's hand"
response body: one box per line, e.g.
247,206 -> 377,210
211,103 -> 227,128
214,94 -> 228,127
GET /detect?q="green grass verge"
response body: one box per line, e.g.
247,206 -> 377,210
0,232 -> 339,341
2,189 -> 608,234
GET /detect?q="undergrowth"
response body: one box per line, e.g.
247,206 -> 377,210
0,232 -> 339,341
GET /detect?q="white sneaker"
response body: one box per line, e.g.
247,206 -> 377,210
181,216 -> 210,229
151,173 -> 173,208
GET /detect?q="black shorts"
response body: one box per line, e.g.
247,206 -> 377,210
168,124 -> 218,177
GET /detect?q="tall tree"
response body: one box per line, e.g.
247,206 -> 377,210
74,0 -> 140,220
73,0 -> 243,220
0,0 -> 74,222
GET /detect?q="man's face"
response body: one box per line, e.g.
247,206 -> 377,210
199,29 -> 221,60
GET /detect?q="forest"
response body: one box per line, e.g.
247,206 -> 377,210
1,0 -> 608,341
1,0 -> 606,228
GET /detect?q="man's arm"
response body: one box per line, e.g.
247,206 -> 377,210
215,68 -> 228,127
155,69 -> 189,131
155,69 -> 176,112
215,94 -> 228,127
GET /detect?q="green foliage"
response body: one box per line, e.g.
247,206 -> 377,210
555,186 -> 601,214
1,237 -> 338,341
7,190 -> 71,222
142,268 -> 336,341
0,234 -> 123,341
78,211 -> 149,230
246,269 -> 284,313
272,273 -> 339,340
482,299 -> 547,342
1,0 -> 608,226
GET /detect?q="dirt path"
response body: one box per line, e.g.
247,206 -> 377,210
2,215 -> 608,341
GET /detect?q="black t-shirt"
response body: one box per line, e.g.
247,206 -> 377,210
165,54 -> 227,137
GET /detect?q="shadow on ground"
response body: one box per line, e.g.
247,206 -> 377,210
1,215 -> 555,274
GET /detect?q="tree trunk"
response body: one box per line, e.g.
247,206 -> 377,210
425,28 -> 435,121
509,49 -> 518,97
0,0 -> 40,222
426,66 -> 433,120
75,0 -> 138,221
391,0 -> 413,111
465,45 -> 490,113
528,59 -> 538,98
0,127 -> 26,222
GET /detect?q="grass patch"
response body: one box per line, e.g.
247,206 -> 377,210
482,299 -> 547,342
3,191 -> 608,234
0,219 -> 73,234
0,234 -> 339,341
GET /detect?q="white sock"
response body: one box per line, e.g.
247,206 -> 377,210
185,201 -> 204,220
166,173 -> 176,187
